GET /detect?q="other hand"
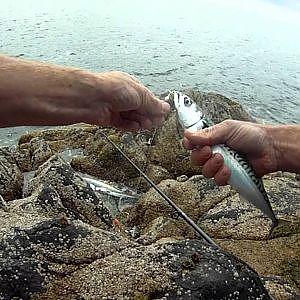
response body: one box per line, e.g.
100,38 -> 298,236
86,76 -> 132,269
183,120 -> 279,185
92,71 -> 170,131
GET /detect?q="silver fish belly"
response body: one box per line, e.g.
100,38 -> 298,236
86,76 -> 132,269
212,143 -> 278,228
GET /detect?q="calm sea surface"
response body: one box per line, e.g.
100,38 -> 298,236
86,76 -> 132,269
1,0 -> 300,146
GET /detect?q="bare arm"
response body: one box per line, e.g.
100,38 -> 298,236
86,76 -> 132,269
0,54 -> 169,130
0,54 -> 100,126
183,120 -> 300,184
267,124 -> 300,174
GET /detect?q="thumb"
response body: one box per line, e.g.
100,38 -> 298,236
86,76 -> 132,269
184,120 -> 233,148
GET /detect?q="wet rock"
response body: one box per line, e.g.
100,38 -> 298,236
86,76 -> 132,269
149,112 -> 197,177
0,201 -> 272,299
5,89 -> 299,296
200,193 -> 273,240
10,185 -> 67,220
14,136 -> 53,173
0,218 -> 85,299
36,240 -> 271,300
146,164 -> 171,181
177,174 -> 189,182
135,216 -> 188,245
26,155 -> 112,229
15,125 -> 97,173
0,194 -> 7,210
188,175 -> 235,213
200,173 -> 300,240
262,276 -> 300,300
0,147 -> 23,201
14,143 -> 31,172
220,234 -> 300,294
30,137 -> 53,170
129,163 -> 171,192
0,216 -> 133,300
18,124 -> 97,149
265,173 -> 300,220
71,129 -> 170,191
119,177 -> 234,243
119,179 -> 204,241
181,89 -> 257,124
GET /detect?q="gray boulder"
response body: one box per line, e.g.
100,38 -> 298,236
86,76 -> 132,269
0,216 -> 272,300
200,173 -> 300,240
0,147 -> 23,201
25,155 -> 112,229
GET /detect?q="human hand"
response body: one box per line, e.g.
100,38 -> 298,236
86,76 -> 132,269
92,71 -> 170,131
0,54 -> 170,130
183,120 -> 279,185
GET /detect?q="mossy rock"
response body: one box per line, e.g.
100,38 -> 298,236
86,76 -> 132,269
271,218 -> 300,238
280,259 -> 300,289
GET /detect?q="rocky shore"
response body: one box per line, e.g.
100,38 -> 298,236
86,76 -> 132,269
0,90 -> 299,299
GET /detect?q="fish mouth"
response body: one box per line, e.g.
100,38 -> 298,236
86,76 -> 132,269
173,92 -> 180,110
165,90 -> 181,110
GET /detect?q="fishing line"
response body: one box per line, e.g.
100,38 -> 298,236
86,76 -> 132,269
99,130 -> 220,249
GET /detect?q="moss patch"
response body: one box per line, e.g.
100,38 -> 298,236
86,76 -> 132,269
271,218 -> 300,238
280,259 -> 300,289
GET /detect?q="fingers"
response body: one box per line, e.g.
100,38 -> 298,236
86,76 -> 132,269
122,82 -> 170,129
202,153 -> 224,178
107,71 -> 170,118
191,146 -> 212,165
128,77 -> 170,116
183,136 -> 196,150
214,164 -> 231,185
190,147 -> 231,185
110,116 -> 141,132
139,89 -> 171,116
119,111 -> 166,130
183,120 -> 234,149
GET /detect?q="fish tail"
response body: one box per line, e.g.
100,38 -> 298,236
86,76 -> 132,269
267,216 -> 299,240
266,219 -> 279,240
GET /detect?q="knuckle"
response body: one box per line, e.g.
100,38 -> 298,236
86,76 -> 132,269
202,167 -> 211,178
215,165 -> 230,185
215,177 -> 226,186
202,161 -> 214,178
213,153 -> 224,165
222,119 -> 233,128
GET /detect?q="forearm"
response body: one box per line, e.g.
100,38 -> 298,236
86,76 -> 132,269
266,124 -> 300,174
0,54 -> 102,127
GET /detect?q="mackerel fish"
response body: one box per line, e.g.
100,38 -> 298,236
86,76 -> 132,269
167,91 -> 279,235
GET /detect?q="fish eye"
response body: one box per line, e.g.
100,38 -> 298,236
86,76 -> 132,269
183,96 -> 192,107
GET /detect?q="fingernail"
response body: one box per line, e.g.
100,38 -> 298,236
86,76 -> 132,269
214,153 -> 224,165
185,129 -> 198,136
203,128 -> 210,134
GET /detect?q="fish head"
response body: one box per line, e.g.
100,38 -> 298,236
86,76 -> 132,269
167,91 -> 206,131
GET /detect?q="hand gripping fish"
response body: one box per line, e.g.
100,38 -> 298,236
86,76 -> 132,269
168,91 -> 279,237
